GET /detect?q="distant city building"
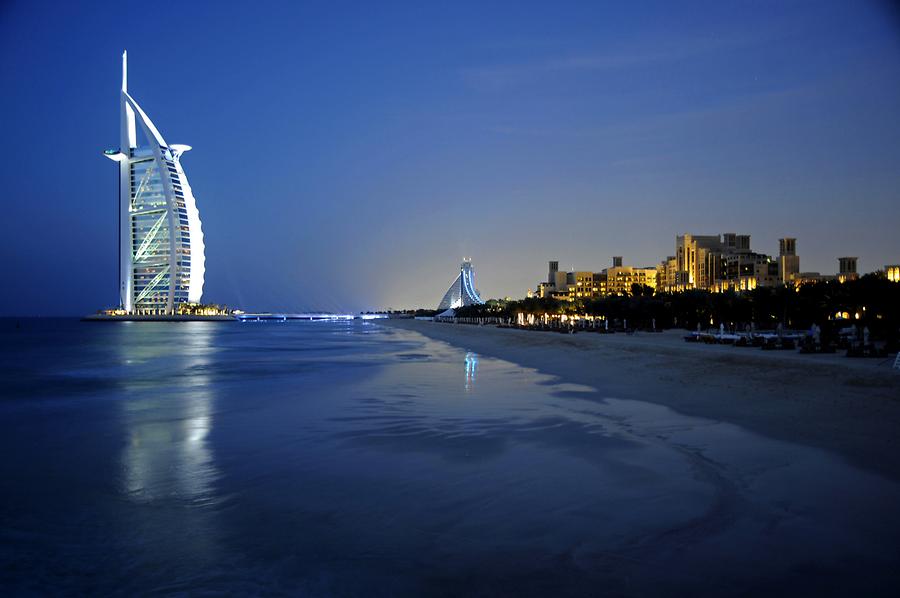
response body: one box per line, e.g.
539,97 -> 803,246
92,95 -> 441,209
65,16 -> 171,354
548,261 -> 559,284
674,234 -> 732,290
886,265 -> 900,283
665,232 -> 789,293
722,233 -> 751,252
438,258 -> 485,310
533,257 -> 654,300
778,238 -> 800,285
103,52 -> 205,315
659,255 -> 688,292
837,257 -> 859,283
526,235 -> 886,303
562,271 -> 597,300
593,272 -> 609,297
604,264 -> 659,296
712,252 -> 779,292
536,260 -> 569,298
776,256 -> 866,288
792,272 -> 835,286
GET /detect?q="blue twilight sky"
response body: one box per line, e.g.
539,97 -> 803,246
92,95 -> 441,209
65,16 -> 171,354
2,1 -> 900,315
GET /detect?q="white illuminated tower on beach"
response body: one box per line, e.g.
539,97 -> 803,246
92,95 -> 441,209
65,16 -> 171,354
104,51 -> 205,314
438,259 -> 485,311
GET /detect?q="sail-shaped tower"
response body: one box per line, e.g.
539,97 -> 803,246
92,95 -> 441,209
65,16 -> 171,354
104,51 -> 205,314
437,259 -> 485,311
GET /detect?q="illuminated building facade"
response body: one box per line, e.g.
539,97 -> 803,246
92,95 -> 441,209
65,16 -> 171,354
561,271 -> 596,300
104,51 -> 205,314
886,265 -> 900,283
659,255 -> 690,292
527,237 -> 891,301
837,257 -> 859,283
438,259 -> 485,310
534,258 -> 654,300
536,262 -> 605,301
778,238 -> 800,284
713,252 -> 780,292
536,235 -> 810,299
537,260 -> 570,298
673,234 -> 743,290
604,265 -> 659,296
664,233 -> 790,293
792,272 -> 834,286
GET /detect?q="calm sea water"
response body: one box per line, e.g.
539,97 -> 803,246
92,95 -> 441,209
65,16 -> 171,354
0,319 -> 898,596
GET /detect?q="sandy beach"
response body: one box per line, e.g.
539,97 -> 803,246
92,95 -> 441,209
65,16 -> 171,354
385,319 -> 900,480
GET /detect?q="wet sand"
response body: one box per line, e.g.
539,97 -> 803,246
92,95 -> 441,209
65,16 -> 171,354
384,320 -> 900,481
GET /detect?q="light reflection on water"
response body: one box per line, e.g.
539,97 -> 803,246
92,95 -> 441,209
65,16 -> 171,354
464,351 -> 478,391
1,319 -> 900,596
118,323 -> 218,504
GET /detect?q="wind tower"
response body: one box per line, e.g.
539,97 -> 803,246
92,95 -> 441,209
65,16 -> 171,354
778,238 -> 799,285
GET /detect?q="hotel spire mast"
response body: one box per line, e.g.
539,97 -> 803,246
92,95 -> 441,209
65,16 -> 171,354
118,50 -> 134,310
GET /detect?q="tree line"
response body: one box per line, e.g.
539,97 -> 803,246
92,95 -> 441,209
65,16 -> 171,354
454,274 -> 900,343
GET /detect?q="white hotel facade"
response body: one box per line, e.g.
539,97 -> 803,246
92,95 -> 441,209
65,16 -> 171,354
104,51 -> 205,314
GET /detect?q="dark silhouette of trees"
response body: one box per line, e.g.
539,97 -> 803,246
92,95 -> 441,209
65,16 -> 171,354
448,274 -> 900,342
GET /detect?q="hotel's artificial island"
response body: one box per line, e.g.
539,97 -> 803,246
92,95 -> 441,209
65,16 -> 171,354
89,52 -> 231,321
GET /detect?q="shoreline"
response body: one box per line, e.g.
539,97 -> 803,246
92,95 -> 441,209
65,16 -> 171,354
79,314 -> 393,322
81,314 -> 237,322
383,319 -> 900,481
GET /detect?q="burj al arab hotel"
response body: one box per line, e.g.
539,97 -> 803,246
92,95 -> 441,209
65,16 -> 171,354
104,51 -> 205,315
